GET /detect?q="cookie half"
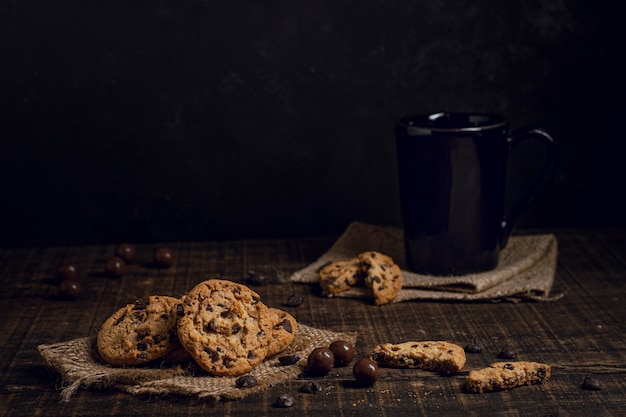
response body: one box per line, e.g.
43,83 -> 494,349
177,279 -> 273,376
371,341 -> 466,373
266,308 -> 298,357
358,251 -> 403,305
465,361 -> 551,393
319,259 -> 364,296
96,295 -> 183,366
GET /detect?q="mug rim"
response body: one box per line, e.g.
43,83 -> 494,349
397,112 -> 507,132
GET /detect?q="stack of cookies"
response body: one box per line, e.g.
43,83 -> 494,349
318,251 -> 403,305
96,279 -> 297,377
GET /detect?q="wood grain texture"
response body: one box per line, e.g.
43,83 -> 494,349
1,230 -> 625,416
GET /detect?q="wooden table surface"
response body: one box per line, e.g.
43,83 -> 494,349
1,228 -> 625,416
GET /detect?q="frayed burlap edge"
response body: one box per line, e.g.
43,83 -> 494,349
38,324 -> 356,402
290,222 -> 562,302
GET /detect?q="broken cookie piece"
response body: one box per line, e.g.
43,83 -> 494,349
465,361 -> 551,393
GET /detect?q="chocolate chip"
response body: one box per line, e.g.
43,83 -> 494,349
582,376 -> 604,390
464,339 -> 484,354
503,363 -> 515,370
278,354 -> 300,365
235,375 -> 258,388
285,294 -> 304,307
137,328 -> 150,338
153,334 -> 166,344
274,394 -> 296,408
205,320 -> 216,332
203,348 -> 219,362
232,323 -> 241,334
176,304 -> 184,316
137,341 -> 148,351
497,345 -> 517,359
220,310 -> 230,318
299,381 -> 323,393
537,367 -> 547,380
277,319 -> 293,333
223,358 -> 233,368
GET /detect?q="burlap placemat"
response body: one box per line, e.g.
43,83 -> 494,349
290,222 -> 561,302
38,324 -> 356,402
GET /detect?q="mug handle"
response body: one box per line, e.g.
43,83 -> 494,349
499,127 -> 559,248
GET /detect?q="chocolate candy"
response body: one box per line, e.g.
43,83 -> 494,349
274,393 -> 296,408
235,375 -> 258,388
464,339 -> 484,354
105,256 -> 126,277
329,340 -> 355,367
353,358 -> 379,387
307,347 -> 334,376
581,376 -> 604,390
299,381 -> 323,394
154,247 -> 175,267
285,294 -> 304,307
115,243 -> 136,263
497,345 -> 518,360
59,280 -> 81,299
278,354 -> 300,366
56,263 -> 78,282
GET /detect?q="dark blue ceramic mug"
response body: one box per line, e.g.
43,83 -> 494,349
395,112 -> 558,276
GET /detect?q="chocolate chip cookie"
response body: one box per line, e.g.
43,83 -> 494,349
371,341 -> 466,373
266,308 -> 297,357
465,361 -> 552,393
358,251 -> 403,305
318,259 -> 364,296
177,279 -> 274,376
96,295 -> 182,366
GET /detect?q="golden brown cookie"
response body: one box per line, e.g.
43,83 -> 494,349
371,341 -> 466,373
266,308 -> 298,357
96,295 -> 182,366
318,259 -> 364,296
465,361 -> 551,393
177,279 -> 273,376
358,251 -> 403,305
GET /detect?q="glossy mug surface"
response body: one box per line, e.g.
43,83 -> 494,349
395,112 -> 558,276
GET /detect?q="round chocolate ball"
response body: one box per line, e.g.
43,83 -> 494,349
154,247 -> 175,267
59,280 -> 81,299
56,263 -> 78,282
115,243 -> 136,263
307,347 -> 334,376
329,340 -> 355,367
105,256 -> 126,277
353,358 -> 379,387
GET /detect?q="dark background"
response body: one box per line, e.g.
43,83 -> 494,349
1,0 -> 625,247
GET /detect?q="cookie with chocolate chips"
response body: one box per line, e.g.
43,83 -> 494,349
465,361 -> 551,393
266,308 -> 298,357
176,279 -> 274,376
96,295 -> 183,366
358,251 -> 403,305
318,259 -> 364,296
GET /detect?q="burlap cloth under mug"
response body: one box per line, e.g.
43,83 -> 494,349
38,324 -> 356,402
290,222 -> 562,302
